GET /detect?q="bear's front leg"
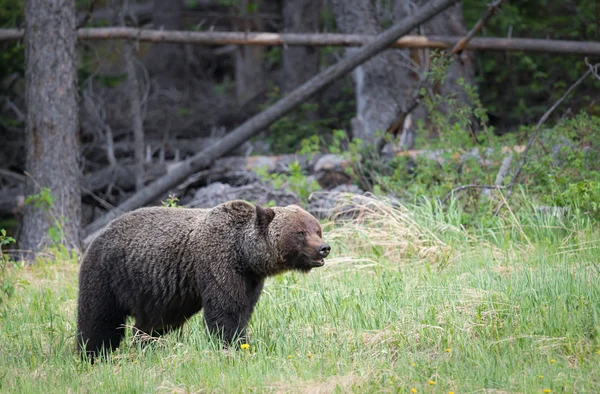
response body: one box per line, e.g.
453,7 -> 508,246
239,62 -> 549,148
203,298 -> 252,345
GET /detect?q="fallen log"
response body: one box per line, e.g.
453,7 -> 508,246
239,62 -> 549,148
3,29 -> 600,55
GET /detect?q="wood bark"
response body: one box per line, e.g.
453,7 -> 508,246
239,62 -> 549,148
282,0 -> 322,93
83,0 -> 461,244
22,0 -> 81,255
147,0 -> 185,81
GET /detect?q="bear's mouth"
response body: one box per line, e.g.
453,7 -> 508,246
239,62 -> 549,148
310,258 -> 325,267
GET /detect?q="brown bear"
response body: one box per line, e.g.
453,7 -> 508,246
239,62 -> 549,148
76,200 -> 330,358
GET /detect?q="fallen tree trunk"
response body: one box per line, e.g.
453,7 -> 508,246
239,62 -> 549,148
82,0 -> 461,244
3,29 -> 600,55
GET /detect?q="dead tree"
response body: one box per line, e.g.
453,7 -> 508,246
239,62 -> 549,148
21,0 -> 81,256
235,0 -> 268,105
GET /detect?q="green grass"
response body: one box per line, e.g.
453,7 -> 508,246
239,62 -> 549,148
2,195 -> 600,393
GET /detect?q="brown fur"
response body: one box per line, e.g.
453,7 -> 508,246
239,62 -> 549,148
76,200 -> 329,359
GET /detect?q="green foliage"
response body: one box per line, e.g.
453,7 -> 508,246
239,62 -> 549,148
260,79 -> 355,154
161,194 -> 181,208
290,51 -> 600,227
255,161 -> 321,203
0,229 -> 26,305
0,0 -> 22,28
555,181 -> 600,219
463,0 -> 600,126
25,187 -> 55,212
24,188 -> 77,262
0,0 -> 24,93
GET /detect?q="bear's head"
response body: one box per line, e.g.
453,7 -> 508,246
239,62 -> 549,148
256,204 -> 330,273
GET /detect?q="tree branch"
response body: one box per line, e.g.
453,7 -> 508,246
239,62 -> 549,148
450,0 -> 503,54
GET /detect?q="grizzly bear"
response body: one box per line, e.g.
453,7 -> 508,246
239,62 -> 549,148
76,200 -> 330,358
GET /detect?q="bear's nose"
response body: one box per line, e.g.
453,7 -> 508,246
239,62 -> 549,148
318,243 -> 331,257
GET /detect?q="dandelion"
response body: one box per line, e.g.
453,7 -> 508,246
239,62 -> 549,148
428,380 -> 436,385
445,348 -> 451,353
133,360 -> 139,364
240,343 -> 250,350
543,390 -> 551,393
411,388 -> 417,393
538,375 -> 543,379
448,392 -> 455,394
550,359 -> 555,364
287,355 -> 292,359
411,363 -> 416,367
597,350 -> 600,355
307,353 -> 313,358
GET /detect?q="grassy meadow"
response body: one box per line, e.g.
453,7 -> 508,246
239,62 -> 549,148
1,195 -> 600,393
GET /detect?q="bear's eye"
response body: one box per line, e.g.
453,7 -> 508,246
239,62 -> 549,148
296,231 -> 306,238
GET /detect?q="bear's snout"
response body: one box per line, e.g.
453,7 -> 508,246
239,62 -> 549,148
318,243 -> 331,258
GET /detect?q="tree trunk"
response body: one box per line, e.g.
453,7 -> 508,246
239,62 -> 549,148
281,0 -> 322,93
147,0 -> 185,81
331,0 -> 474,147
235,0 -> 267,105
121,0 -> 145,191
331,0 -> 413,143
22,0 -> 81,256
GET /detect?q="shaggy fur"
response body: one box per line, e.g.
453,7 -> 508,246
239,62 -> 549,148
76,200 -> 329,358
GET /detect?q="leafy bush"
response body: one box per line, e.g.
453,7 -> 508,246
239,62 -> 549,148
0,229 -> 26,304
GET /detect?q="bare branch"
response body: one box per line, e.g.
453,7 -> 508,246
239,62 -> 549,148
0,169 -> 26,184
450,0 -> 503,54
76,0 -> 96,30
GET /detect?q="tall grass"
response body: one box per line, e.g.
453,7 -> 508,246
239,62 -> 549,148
1,195 -> 600,393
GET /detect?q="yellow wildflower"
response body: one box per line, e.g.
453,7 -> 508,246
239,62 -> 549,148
445,348 -> 451,353
550,359 -> 555,364
448,392 -> 455,394
133,360 -> 138,364
411,363 -> 416,367
411,389 -> 417,393
543,390 -> 551,393
287,355 -> 292,359
307,353 -> 313,358
538,375 -> 543,379
240,343 -> 250,350
428,380 -> 436,385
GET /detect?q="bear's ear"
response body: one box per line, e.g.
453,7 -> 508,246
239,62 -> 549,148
256,205 -> 275,235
